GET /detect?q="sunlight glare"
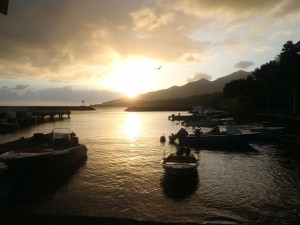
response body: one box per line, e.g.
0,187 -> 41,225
124,113 -> 141,140
102,57 -> 160,97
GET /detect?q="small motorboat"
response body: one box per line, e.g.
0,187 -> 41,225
247,126 -> 285,139
0,128 -> 87,171
170,119 -> 261,147
162,146 -> 199,175
181,117 -> 220,127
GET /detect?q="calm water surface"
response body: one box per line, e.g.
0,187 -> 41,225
0,108 -> 299,224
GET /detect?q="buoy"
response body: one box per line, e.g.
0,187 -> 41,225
160,135 -> 166,143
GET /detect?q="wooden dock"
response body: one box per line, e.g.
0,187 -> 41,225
0,106 -> 95,129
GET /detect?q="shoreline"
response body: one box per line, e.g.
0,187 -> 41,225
0,214 -> 201,225
125,107 -> 190,112
1,213 -> 298,225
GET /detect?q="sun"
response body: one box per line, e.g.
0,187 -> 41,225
102,57 -> 159,97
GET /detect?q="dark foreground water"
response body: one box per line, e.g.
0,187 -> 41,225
0,108 -> 299,224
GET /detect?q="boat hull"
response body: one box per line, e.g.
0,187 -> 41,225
182,120 -> 219,127
179,132 -> 260,147
162,163 -> 199,175
162,153 -> 199,175
249,127 -> 285,139
0,145 -> 87,171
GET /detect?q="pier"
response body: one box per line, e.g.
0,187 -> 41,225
0,106 -> 95,130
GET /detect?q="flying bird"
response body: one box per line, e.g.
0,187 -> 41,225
156,66 -> 162,70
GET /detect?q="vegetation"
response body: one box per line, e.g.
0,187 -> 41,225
218,40 -> 300,115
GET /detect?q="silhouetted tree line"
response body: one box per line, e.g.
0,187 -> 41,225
220,40 -> 300,115
140,40 -> 299,115
143,92 -> 222,108
115,92 -> 222,110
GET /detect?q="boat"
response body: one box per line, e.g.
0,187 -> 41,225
0,128 -> 87,171
170,119 -> 261,147
246,126 -> 285,139
162,146 -> 199,175
181,116 -> 220,127
0,119 -> 19,133
168,113 -> 193,121
189,106 -> 230,117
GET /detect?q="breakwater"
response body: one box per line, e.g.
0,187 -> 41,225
125,106 -> 190,112
0,106 -> 95,112
0,106 -> 95,130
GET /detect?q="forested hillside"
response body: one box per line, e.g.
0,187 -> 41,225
219,40 -> 300,114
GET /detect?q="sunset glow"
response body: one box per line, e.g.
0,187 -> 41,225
102,57 -> 159,97
0,0 -> 299,105
124,113 -> 141,140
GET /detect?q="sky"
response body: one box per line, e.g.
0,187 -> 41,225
0,0 -> 300,106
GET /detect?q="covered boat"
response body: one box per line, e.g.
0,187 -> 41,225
0,128 -> 87,171
162,146 -> 199,175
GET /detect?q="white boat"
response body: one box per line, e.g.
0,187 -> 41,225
162,146 -> 199,175
189,106 -> 229,116
170,119 -> 261,147
181,117 -> 220,127
0,128 -> 87,171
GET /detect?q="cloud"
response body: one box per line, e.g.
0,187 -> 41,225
0,0 -> 299,87
187,72 -> 212,82
0,85 -> 124,105
253,45 -> 272,52
13,85 -> 29,90
165,0 -> 300,19
234,61 -> 255,69
130,7 -> 175,32
270,30 -> 294,40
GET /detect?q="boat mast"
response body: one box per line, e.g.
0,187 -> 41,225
266,90 -> 269,113
293,84 -> 296,114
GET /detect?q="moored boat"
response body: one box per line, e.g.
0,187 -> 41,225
162,146 -> 199,175
0,119 -> 19,133
247,126 -> 285,139
189,106 -> 230,117
179,130 -> 260,147
181,117 -> 220,127
0,128 -> 87,171
170,119 -> 261,147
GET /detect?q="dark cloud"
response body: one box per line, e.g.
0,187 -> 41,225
187,72 -> 212,82
13,85 -> 28,90
0,86 -> 18,99
0,86 -> 124,105
234,61 -> 254,69
0,0 -> 155,82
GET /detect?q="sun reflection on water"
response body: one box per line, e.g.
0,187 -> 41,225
124,113 -> 141,141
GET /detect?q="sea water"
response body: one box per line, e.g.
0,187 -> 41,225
0,107 -> 299,224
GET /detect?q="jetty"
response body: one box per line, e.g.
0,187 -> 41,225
125,106 -> 190,112
0,106 -> 95,130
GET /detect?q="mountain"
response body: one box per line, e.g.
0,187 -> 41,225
101,70 -> 251,106
140,70 -> 251,100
